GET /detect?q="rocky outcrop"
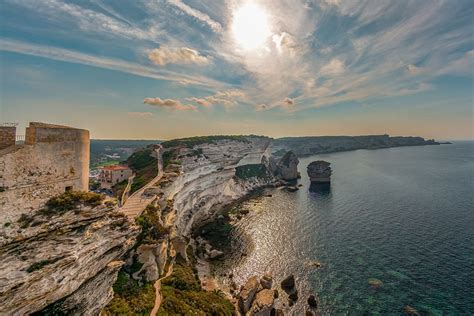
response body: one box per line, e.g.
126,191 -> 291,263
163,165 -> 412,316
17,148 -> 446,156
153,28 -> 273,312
0,204 -> 139,315
238,276 -> 260,313
132,240 -> 169,281
307,161 -> 332,183
249,289 -> 274,316
236,275 -> 277,316
281,275 -> 298,306
273,134 -> 439,157
276,151 -> 299,181
163,136 -> 276,236
40,260 -> 124,315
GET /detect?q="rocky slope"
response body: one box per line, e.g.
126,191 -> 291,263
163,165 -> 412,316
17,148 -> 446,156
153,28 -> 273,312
0,195 -> 139,315
161,136 -> 276,236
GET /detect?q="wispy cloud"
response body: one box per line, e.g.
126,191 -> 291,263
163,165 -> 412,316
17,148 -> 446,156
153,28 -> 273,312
128,111 -> 154,117
148,47 -> 210,66
0,38 -> 225,89
143,97 -> 196,111
186,89 -> 246,108
167,0 -> 223,33
7,0 -> 160,41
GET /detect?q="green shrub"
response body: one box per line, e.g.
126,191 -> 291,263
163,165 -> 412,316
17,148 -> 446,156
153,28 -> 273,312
136,204 -> 169,242
158,256 -> 234,315
126,148 -> 158,194
104,273 -> 155,316
235,163 -> 270,180
45,191 -> 105,212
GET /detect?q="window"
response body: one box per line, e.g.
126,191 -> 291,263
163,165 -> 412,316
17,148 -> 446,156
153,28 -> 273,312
65,186 -> 73,192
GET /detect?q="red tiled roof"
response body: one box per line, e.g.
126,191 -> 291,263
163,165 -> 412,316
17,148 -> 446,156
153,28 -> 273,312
102,165 -> 130,171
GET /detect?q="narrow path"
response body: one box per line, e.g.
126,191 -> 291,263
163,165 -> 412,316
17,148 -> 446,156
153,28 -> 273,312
150,258 -> 175,316
120,174 -> 134,206
119,145 -> 164,219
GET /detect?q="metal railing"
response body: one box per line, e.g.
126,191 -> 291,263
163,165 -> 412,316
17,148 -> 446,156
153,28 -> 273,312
16,135 -> 25,142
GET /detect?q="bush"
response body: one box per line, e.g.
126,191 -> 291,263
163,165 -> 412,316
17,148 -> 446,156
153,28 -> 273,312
126,148 -> 158,194
136,204 -> 169,242
235,163 -> 270,180
158,256 -> 234,315
45,191 -> 105,212
104,272 -> 155,316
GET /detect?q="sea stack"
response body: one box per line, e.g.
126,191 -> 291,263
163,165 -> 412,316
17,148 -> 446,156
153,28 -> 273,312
276,151 -> 299,181
307,161 -> 332,183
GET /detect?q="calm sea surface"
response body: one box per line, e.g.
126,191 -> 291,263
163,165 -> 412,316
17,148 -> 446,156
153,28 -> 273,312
216,142 -> 474,315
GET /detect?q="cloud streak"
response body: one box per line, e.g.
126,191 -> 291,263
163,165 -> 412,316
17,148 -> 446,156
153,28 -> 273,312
167,0 -> 223,33
148,47 -> 210,66
0,38 -> 225,89
144,97 -> 196,111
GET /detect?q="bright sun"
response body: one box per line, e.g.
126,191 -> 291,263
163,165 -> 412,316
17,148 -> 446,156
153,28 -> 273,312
232,3 -> 271,51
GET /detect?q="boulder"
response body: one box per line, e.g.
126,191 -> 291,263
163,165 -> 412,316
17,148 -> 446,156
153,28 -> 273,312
307,294 -> 318,308
238,276 -> 260,313
277,151 -> 299,181
280,275 -> 296,292
208,249 -> 224,259
288,291 -> 298,303
249,289 -> 274,316
307,161 -> 332,183
305,310 -> 316,316
260,273 -> 273,289
285,186 -> 299,192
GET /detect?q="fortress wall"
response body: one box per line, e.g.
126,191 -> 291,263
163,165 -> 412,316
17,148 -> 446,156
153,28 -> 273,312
0,126 -> 16,150
0,123 -> 90,223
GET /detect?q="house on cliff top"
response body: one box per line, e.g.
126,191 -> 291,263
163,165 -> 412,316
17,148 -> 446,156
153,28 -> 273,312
0,122 -> 90,222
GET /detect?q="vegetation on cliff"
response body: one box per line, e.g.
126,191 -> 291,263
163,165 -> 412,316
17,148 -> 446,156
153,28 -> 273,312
235,163 -> 270,180
45,191 -> 105,212
158,254 -> 234,315
104,203 -> 167,315
125,147 -> 158,193
103,271 -> 155,316
161,135 -> 257,149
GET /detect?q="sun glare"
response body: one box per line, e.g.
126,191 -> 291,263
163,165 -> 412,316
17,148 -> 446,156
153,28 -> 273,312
232,3 -> 271,51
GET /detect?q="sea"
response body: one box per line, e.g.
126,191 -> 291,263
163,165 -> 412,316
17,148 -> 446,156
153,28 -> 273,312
215,141 -> 474,315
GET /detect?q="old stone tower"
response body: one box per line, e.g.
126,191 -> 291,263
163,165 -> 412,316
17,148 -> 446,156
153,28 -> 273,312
0,122 -> 90,222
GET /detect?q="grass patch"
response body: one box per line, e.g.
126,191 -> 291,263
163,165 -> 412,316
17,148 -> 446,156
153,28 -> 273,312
158,255 -> 234,315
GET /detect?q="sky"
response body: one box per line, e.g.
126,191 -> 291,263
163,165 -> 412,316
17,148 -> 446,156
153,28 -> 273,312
0,0 -> 473,140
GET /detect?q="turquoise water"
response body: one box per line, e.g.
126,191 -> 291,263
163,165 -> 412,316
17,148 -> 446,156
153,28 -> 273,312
217,142 -> 474,315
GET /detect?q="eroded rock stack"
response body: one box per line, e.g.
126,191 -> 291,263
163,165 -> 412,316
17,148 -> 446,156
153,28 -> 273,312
276,151 -> 299,181
307,160 -> 332,183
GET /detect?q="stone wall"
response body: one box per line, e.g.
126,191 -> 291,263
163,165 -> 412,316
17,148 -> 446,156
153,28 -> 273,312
0,126 -> 16,150
0,123 -> 90,224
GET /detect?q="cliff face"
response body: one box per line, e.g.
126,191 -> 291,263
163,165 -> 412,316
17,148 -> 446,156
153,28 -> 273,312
273,134 -> 439,157
162,136 -> 274,236
0,202 -> 139,315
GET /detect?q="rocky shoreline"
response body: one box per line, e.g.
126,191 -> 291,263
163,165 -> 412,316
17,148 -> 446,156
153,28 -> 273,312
191,183 -> 320,315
